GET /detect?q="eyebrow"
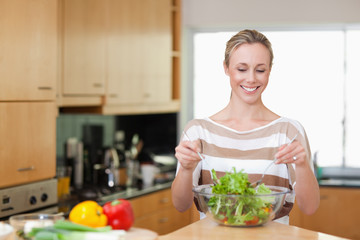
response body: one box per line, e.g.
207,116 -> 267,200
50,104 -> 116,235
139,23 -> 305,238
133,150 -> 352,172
235,63 -> 268,67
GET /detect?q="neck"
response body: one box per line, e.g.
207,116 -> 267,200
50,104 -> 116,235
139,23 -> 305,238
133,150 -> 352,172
225,96 -> 268,121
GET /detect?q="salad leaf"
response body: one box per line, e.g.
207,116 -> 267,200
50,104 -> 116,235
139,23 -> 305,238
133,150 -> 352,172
207,167 -> 274,226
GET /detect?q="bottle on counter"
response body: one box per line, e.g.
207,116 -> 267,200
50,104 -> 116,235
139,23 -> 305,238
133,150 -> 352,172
114,130 -> 128,187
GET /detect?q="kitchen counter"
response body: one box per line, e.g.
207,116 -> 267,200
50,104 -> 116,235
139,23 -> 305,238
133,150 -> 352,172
319,179 -> 360,188
58,181 -> 173,216
98,181 -> 173,204
159,217 -> 349,240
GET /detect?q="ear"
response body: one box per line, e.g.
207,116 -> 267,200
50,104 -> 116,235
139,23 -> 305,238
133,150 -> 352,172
223,61 -> 229,76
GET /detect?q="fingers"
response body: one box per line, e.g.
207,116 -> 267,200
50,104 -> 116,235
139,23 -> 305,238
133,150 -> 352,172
175,140 -> 203,171
275,140 -> 306,164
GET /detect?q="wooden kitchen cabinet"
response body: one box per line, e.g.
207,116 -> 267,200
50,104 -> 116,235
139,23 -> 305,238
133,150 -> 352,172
0,0 -> 57,101
103,0 -> 181,115
129,188 -> 193,235
290,186 -> 360,240
0,102 -> 57,188
59,0 -> 106,103
59,0 -> 181,114
105,0 -> 172,106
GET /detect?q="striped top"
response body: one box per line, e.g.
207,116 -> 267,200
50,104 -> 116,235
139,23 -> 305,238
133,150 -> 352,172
180,116 -> 313,224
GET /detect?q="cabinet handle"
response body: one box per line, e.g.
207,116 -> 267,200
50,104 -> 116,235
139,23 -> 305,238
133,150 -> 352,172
38,86 -> 53,90
109,94 -> 118,98
17,166 -> 35,172
159,198 -> 169,204
93,83 -> 103,88
158,217 -> 169,223
320,195 -> 329,200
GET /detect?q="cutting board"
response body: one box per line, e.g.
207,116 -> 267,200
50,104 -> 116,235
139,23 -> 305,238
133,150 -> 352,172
124,227 -> 158,240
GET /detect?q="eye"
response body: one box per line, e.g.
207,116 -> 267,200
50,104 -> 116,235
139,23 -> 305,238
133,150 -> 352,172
256,69 -> 266,73
238,68 -> 247,72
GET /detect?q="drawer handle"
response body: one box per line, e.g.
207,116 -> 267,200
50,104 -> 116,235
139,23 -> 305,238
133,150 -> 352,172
158,217 -> 168,223
38,86 -> 53,90
320,195 -> 329,200
93,83 -> 103,88
17,166 -> 35,172
159,198 -> 169,204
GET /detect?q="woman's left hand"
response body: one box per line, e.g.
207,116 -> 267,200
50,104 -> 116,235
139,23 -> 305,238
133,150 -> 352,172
274,140 -> 307,165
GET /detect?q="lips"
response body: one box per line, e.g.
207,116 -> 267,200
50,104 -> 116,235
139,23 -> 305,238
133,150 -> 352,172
241,85 -> 259,92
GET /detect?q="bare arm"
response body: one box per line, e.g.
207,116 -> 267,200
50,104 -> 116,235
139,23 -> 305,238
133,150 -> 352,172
275,140 -> 320,215
171,139 -> 202,212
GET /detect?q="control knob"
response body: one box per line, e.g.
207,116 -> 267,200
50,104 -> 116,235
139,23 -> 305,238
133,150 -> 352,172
29,196 -> 37,205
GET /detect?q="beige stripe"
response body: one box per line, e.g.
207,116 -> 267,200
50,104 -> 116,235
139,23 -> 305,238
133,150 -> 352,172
186,118 -> 311,165
276,201 -> 294,219
202,142 -> 278,160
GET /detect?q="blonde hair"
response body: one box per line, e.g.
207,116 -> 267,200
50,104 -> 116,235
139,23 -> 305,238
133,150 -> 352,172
224,29 -> 273,68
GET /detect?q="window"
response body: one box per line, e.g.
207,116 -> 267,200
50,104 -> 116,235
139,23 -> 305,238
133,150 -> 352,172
193,29 -> 360,168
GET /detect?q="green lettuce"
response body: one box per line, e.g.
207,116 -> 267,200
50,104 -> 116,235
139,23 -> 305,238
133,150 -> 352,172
208,167 -> 274,226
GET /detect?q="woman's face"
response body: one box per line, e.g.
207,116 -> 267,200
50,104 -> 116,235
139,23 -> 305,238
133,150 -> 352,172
224,43 -> 271,105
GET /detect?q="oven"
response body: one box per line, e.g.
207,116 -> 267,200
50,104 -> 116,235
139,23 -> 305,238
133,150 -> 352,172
0,179 -> 58,220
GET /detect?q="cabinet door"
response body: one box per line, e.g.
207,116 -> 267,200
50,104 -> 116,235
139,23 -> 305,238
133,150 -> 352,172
290,187 -> 360,239
134,205 -> 191,235
0,102 -> 57,188
141,0 -> 172,104
106,0 -> 172,105
106,0 -> 142,105
0,0 -> 57,101
62,0 -> 106,95
130,188 -> 192,235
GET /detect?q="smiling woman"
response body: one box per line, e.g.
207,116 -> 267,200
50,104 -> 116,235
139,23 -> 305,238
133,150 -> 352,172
193,29 -> 360,168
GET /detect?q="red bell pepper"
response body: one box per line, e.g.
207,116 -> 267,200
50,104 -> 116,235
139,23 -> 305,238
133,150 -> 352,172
103,199 -> 134,230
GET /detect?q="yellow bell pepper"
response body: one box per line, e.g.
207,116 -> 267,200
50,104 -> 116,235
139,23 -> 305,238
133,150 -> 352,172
69,200 -> 108,228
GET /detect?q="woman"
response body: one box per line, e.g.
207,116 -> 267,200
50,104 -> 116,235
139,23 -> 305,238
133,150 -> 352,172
171,29 -> 319,224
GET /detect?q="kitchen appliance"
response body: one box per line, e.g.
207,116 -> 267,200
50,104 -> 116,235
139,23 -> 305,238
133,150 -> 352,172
93,147 -> 122,193
0,179 -> 58,219
64,137 -> 83,189
82,124 -> 104,185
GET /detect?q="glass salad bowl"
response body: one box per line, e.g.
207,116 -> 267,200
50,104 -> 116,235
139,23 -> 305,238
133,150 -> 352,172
9,213 -> 64,240
193,184 -> 291,227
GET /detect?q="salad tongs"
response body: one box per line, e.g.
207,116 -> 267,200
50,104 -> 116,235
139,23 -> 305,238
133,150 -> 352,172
251,133 -> 298,188
182,131 -> 218,185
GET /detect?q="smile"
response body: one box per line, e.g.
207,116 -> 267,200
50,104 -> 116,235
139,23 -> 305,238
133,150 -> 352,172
241,86 -> 259,92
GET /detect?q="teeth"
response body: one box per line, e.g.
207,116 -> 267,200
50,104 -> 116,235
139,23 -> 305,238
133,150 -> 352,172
242,86 -> 257,92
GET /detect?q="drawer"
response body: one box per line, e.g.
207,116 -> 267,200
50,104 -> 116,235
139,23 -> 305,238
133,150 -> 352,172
130,188 -> 172,218
133,205 -> 191,235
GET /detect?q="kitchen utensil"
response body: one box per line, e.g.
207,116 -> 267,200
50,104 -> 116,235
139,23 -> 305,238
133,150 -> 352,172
182,131 -> 218,185
251,133 -> 298,188
193,184 -> 290,227
126,134 -> 143,188
103,147 -> 120,188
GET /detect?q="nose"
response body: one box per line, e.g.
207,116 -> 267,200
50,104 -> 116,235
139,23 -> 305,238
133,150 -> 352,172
246,70 -> 256,83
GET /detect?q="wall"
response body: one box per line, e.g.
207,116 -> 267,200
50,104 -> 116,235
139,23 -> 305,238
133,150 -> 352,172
56,114 -> 116,163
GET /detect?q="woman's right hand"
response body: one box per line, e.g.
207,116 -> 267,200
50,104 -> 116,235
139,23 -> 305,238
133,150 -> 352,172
175,139 -> 203,172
